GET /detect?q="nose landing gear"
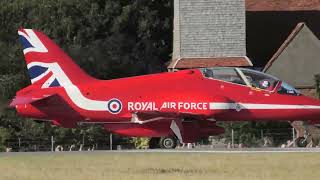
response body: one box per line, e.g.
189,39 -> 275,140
295,136 -> 308,147
291,121 -> 320,147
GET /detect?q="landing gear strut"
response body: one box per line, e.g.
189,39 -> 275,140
291,121 -> 315,147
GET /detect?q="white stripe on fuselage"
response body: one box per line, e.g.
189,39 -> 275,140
209,103 -> 320,110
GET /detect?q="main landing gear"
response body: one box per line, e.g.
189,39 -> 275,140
295,136 -> 308,147
149,137 -> 178,149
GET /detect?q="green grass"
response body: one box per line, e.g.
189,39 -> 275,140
0,152 -> 320,180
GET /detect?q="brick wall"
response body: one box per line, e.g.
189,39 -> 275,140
173,0 -> 246,60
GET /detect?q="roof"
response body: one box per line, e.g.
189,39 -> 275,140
263,23 -> 305,72
167,57 -> 253,69
246,0 -> 320,11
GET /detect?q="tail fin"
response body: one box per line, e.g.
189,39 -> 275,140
18,29 -> 95,88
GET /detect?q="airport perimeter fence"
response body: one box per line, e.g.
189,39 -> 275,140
3,127 -> 312,152
4,134 -> 135,152
211,127 -> 296,149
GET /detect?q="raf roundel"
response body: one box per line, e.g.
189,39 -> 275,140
107,99 -> 122,114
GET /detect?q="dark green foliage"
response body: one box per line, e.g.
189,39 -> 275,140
0,0 -> 173,150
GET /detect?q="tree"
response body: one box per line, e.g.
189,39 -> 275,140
0,127 -> 12,151
0,0 -> 173,150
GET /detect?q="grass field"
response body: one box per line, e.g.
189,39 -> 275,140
0,152 -> 320,180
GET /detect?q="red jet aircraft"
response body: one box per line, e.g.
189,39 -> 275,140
11,29 -> 320,149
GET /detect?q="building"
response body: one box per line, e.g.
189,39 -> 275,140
263,23 -> 320,89
246,0 -> 320,67
168,0 -> 252,70
169,0 -> 320,96
246,0 -> 320,96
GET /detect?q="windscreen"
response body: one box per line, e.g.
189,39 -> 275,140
201,68 -> 245,85
240,68 -> 279,91
277,82 -> 300,96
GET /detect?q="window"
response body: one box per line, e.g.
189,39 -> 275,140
201,68 -> 245,85
277,82 -> 300,96
200,67 -> 300,95
240,69 -> 279,91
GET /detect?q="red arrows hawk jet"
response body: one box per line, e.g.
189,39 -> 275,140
11,29 -> 320,149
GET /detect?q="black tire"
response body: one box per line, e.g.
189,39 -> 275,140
159,137 -> 177,149
149,138 -> 160,149
34,120 -> 45,124
296,137 -> 308,147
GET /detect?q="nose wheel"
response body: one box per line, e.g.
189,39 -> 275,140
295,137 -> 308,147
291,121 -> 313,147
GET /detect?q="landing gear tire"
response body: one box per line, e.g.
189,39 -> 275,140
34,120 -> 45,124
296,137 -> 308,147
149,138 -> 160,149
159,137 -> 177,149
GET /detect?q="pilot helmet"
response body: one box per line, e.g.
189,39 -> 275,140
260,80 -> 271,89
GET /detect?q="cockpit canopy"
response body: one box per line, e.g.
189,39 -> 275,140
200,67 -> 300,96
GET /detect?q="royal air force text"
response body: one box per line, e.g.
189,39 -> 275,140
128,102 -> 209,111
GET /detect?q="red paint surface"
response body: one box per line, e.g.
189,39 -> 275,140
12,29 -> 320,142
